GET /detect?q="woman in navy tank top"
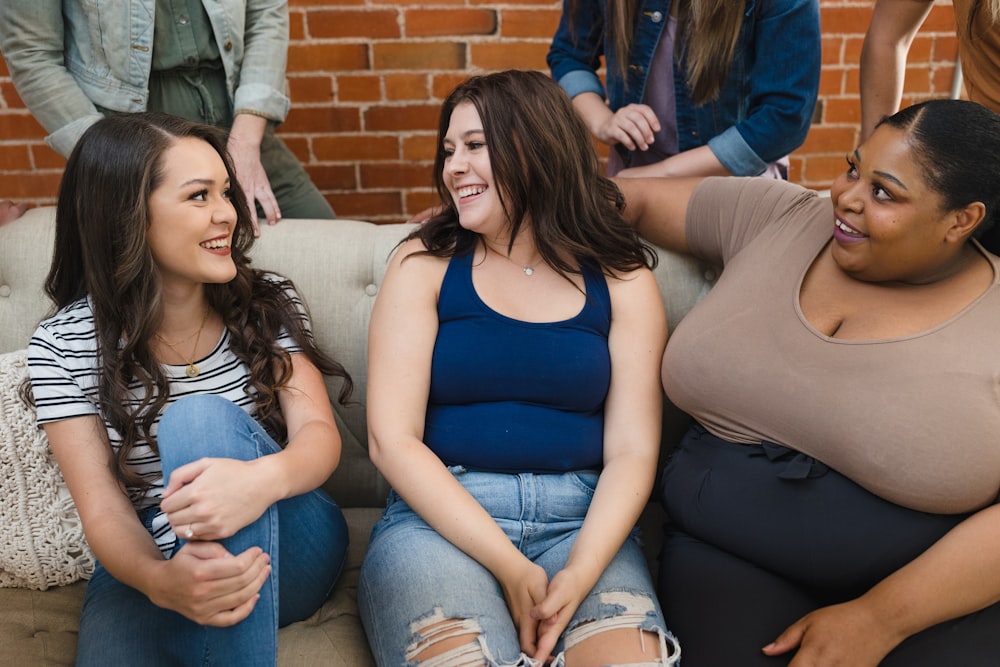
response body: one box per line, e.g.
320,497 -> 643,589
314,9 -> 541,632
358,70 -> 677,666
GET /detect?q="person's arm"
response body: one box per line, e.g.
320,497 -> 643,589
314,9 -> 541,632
0,0 -> 104,156
572,92 -> 662,154
366,238 -> 551,654
44,415 -> 271,625
222,0 -> 292,230
0,200 -> 28,226
613,176 -> 703,253
628,0 -> 821,178
764,503 -> 1000,665
160,350 -> 342,539
859,0 -> 936,141
529,267 -> 668,661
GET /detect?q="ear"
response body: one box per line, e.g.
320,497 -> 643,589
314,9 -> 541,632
945,201 -> 987,243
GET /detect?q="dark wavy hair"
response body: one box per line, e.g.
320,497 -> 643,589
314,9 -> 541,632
46,111 -> 352,500
877,99 -> 1000,255
413,69 -> 656,277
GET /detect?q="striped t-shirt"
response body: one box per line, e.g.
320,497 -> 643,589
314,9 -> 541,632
27,282 -> 304,555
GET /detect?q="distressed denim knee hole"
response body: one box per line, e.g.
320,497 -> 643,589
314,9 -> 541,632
405,608 -> 490,667
561,591 -> 680,667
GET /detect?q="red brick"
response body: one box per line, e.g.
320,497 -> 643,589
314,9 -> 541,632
824,98 -> 861,124
933,34 -> 960,62
819,6 -> 873,34
0,144 -> 31,170
32,144 -> 66,170
901,67 -> 933,94
374,42 -> 466,70
470,42 -> 550,70
308,10 -> 400,39
432,73 -> 472,99
360,162 -> 435,189
818,67 -> 845,96
305,164 -> 357,190
279,136 -> 311,163
821,36 -> 844,66
502,9 -> 562,38
337,75 -> 383,103
402,134 -> 438,161
799,126 -> 857,155
289,11 -> 305,40
1,81 -> 24,108
0,171 -> 61,199
404,190 -> 440,217
284,106 -> 361,133
313,135 -> 400,161
329,191 -> 402,219
0,112 -> 46,140
384,73 -> 430,101
406,9 -> 496,37
288,43 -> 369,71
802,155 -> 848,186
288,75 -> 335,103
365,105 -> 441,132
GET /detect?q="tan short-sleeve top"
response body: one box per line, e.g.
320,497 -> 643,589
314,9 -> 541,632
662,177 -> 1000,514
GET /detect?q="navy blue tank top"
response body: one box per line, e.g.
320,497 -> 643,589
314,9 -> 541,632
425,250 -> 612,472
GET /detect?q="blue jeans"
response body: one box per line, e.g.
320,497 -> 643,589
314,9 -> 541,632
75,395 -> 349,666
359,467 -> 678,666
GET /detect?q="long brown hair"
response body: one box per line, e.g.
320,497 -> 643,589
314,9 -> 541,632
593,0 -> 745,106
415,70 -> 657,277
47,112 -> 352,500
966,0 -> 1000,41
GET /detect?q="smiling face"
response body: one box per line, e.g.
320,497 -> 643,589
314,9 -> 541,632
828,125 -> 969,284
442,101 -> 508,236
146,137 -> 238,291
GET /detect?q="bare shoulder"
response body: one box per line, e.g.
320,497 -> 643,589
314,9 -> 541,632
605,266 -> 664,316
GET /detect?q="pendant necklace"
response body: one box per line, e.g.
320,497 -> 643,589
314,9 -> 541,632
486,243 -> 543,276
155,309 -> 210,378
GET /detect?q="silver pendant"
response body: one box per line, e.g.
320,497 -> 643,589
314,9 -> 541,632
523,267 -> 534,276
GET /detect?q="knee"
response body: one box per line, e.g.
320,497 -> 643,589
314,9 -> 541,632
158,395 -> 256,461
563,591 -> 680,667
405,609 -> 489,667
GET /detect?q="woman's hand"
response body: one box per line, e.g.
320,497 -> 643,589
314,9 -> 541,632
763,598 -> 903,667
529,566 -> 590,662
595,103 -> 661,151
228,113 -> 279,235
496,558 -> 550,656
146,540 -> 271,626
161,457 -> 276,541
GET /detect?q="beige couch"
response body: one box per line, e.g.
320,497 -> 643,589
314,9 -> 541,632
0,205 -> 715,665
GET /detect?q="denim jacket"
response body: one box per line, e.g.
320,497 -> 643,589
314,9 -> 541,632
547,0 -> 820,176
0,0 -> 290,156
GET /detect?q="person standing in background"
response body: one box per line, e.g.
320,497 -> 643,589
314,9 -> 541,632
547,0 -> 821,179
860,0 -> 1000,140
0,0 -> 335,234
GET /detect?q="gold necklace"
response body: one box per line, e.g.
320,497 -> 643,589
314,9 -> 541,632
155,309 -> 210,378
486,243 -> 543,276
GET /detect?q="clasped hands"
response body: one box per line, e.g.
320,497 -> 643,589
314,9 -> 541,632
147,458 -> 275,626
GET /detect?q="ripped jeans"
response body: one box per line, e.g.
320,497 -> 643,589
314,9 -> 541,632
359,467 -> 679,666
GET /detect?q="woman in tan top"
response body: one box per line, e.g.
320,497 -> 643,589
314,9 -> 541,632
617,98 -> 1000,665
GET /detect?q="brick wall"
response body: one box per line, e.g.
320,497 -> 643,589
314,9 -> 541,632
0,0 -> 960,223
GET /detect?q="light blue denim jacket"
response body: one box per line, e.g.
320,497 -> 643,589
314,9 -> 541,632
547,0 -> 820,176
0,0 -> 290,156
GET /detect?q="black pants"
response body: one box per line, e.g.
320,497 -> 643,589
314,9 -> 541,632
658,424 -> 1000,666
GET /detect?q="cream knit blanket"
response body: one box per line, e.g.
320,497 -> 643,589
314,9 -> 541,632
0,350 -> 94,589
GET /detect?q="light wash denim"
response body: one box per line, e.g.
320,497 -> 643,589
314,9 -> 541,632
547,0 -> 820,176
75,395 -> 348,667
0,0 -> 290,156
359,467 -> 679,666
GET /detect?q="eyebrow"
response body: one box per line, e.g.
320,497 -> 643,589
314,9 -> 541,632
443,129 -> 485,144
854,148 -> 908,191
177,177 -> 230,189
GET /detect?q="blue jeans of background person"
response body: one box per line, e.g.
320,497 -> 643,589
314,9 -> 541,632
359,467 -> 678,666
75,395 -> 349,667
